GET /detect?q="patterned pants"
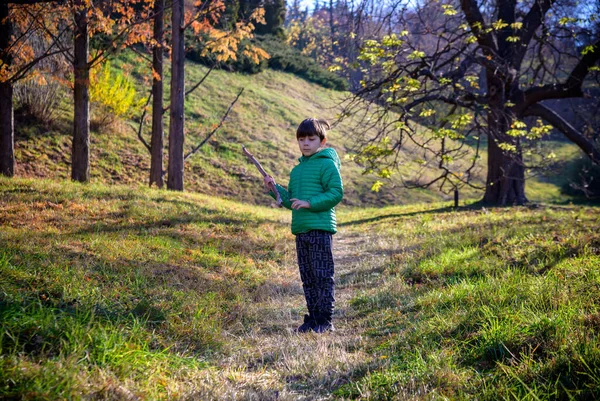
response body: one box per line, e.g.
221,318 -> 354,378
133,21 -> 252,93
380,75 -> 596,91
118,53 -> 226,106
296,230 -> 335,319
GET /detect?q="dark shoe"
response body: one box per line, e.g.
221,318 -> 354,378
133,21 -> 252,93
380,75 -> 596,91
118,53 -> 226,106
313,313 -> 334,333
313,321 -> 335,333
295,314 -> 315,333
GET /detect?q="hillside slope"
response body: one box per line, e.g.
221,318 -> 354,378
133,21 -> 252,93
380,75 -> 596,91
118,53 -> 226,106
1,178 -> 599,399
13,56 -> 576,206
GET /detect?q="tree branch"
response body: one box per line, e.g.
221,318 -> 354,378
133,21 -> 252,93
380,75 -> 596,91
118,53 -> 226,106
516,39 -> 600,115
163,64 -> 216,115
403,94 -> 475,112
181,1 -> 224,32
34,10 -> 74,62
459,0 -> 497,52
4,5 -> 71,81
442,48 -> 477,81
525,103 -> 600,164
184,63 -> 215,98
88,9 -> 160,69
7,48 -> 63,83
131,93 -> 153,153
184,88 -> 244,161
516,0 -> 554,67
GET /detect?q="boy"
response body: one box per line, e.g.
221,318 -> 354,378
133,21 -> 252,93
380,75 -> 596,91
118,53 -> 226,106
263,118 -> 344,333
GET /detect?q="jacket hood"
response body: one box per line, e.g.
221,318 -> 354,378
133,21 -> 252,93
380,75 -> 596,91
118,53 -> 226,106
300,147 -> 341,169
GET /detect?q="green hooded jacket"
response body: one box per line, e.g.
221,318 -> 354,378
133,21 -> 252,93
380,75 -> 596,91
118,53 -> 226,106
272,147 -> 344,235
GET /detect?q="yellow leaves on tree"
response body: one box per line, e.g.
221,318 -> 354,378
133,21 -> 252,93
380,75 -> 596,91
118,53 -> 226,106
285,16 -> 332,66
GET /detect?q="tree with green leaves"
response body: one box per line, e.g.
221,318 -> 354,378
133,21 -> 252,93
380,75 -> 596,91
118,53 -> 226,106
339,0 -> 600,205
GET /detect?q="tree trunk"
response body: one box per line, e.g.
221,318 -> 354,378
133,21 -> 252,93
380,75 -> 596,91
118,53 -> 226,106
167,0 -> 184,191
329,0 -> 336,53
482,75 -> 528,205
71,1 -> 90,182
0,1 -> 14,177
149,0 -> 164,188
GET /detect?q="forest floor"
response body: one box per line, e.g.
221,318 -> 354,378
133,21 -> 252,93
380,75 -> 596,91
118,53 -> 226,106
2,177 -> 600,400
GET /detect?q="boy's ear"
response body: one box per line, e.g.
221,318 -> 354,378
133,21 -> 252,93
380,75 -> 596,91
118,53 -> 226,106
321,137 -> 327,146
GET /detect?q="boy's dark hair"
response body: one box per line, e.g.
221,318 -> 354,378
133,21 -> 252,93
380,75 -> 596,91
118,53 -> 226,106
296,118 -> 331,141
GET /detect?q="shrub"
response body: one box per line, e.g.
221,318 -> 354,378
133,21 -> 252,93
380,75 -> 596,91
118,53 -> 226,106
89,61 -> 145,132
257,35 -> 348,91
14,74 -> 62,126
13,38 -> 68,128
561,152 -> 600,200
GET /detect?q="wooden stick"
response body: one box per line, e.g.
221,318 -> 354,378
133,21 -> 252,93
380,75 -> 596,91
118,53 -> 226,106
242,146 -> 282,207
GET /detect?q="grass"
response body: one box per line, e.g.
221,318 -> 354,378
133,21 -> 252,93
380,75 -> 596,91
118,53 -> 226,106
0,177 -> 293,399
2,177 -> 600,399
336,202 -> 600,400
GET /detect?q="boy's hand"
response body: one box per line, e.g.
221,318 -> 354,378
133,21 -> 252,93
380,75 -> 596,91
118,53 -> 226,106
290,198 -> 310,210
263,175 -> 276,193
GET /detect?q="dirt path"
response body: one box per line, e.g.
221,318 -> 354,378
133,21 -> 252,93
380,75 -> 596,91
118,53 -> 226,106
207,229 -> 390,400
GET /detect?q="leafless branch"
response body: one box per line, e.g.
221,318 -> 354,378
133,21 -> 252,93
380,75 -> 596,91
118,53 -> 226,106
184,88 -> 244,161
131,93 -> 153,153
163,64 -> 216,115
459,0 -> 497,52
516,0 -> 555,67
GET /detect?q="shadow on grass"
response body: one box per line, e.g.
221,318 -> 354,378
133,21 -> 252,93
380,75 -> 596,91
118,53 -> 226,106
0,239 -> 260,360
338,204 -> 486,227
69,212 -> 263,236
14,113 -> 70,143
0,178 -> 289,221
552,197 -> 600,206
339,200 -> 598,230
0,293 -> 172,361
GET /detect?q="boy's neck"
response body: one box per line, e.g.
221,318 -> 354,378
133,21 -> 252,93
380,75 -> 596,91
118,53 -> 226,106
302,148 -> 322,158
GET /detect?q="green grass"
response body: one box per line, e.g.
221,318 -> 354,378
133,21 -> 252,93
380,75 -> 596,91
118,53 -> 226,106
0,177 -> 293,399
336,203 -> 600,400
2,177 -> 600,399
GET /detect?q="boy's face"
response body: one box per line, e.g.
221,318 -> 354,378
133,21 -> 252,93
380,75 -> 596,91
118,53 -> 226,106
298,135 -> 325,157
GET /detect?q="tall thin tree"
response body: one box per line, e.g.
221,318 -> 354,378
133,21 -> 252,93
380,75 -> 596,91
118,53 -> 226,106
167,0 -> 185,190
149,0 -> 165,188
0,1 -> 14,177
71,0 -> 90,182
0,0 -> 62,177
